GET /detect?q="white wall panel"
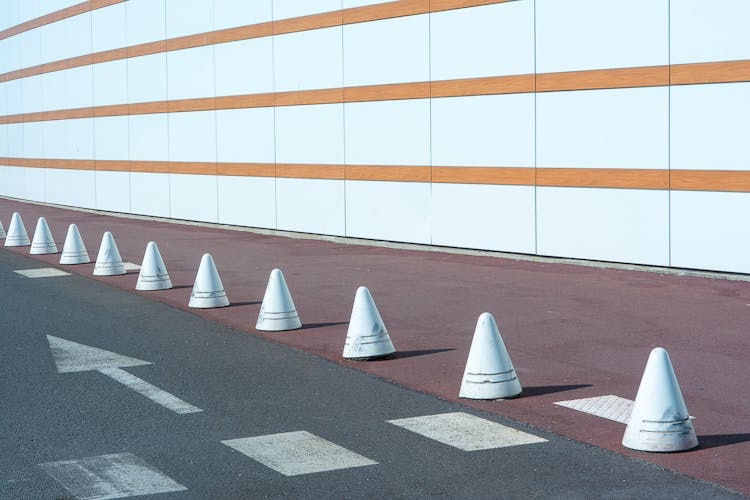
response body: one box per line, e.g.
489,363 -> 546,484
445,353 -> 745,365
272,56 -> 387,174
22,74 -> 44,114
0,82 -> 7,117
45,168 -> 96,208
345,180 -> 431,244
343,14 -> 429,87
215,38 -> 273,96
130,172 -> 170,217
275,104 -> 344,164
94,116 -> 129,160
42,120 -> 66,158
345,99 -> 429,165
40,13 -> 91,65
432,183 -> 536,253
128,53 -> 168,103
42,69 -> 66,111
65,118 -> 94,160
537,187 -> 669,266
671,0 -> 750,64
170,173 -> 218,222
6,79 -> 24,115
217,175 -> 276,228
168,111 -> 217,162
129,114 -> 169,161
92,2 -> 126,53
536,0 -> 668,73
7,123 -> 24,157
167,46 -> 215,100
671,82 -> 750,170
20,29 -> 42,69
0,1 -> 21,31
0,124 -> 7,157
671,191 -> 750,274
96,170 -> 130,212
63,65 -> 94,110
40,0 -> 81,17
216,108 -> 275,163
272,0 -> 341,21
273,27 -> 343,92
0,166 -> 26,198
166,0 -> 214,39
93,60 -> 128,106
214,0 -> 272,31
23,122 -> 45,158
431,2 -> 534,81
537,87 -> 668,169
432,94 -> 534,167
126,0 -> 167,46
25,167 -> 46,202
276,178 -> 345,235
3,33 -> 23,74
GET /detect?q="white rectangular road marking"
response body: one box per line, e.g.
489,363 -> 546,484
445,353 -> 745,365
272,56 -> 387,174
40,452 -> 187,500
222,431 -> 377,476
98,367 -> 202,414
122,262 -> 140,271
387,412 -> 547,451
14,268 -> 70,278
554,395 -> 634,424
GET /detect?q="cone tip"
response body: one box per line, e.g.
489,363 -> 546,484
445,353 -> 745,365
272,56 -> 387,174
355,285 -> 370,296
201,252 -> 213,261
271,268 -> 283,278
38,216 -> 47,223
478,311 -> 494,322
147,241 -> 157,249
104,230 -> 113,238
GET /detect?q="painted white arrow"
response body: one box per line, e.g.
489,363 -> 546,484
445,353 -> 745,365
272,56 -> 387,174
47,335 -> 202,414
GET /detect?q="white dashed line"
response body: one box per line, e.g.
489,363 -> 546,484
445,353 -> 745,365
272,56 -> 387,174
554,395 -> 634,424
14,268 -> 70,278
222,431 -> 377,476
387,412 -> 547,451
39,452 -> 187,500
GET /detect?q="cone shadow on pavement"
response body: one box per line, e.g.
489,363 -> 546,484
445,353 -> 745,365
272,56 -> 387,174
622,347 -> 698,453
343,286 -> 395,360
93,231 -> 126,276
4,212 -> 30,247
60,224 -> 90,264
189,253 -> 229,308
137,241 -> 173,291
459,312 -> 522,400
256,268 -> 301,331
30,217 -> 57,255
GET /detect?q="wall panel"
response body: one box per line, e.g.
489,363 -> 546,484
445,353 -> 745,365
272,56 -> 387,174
671,0 -> 750,65
130,172 -> 170,217
276,178 -> 345,236
217,176 -> 276,229
170,173 -> 218,222
275,103 -> 344,164
96,170 -> 130,213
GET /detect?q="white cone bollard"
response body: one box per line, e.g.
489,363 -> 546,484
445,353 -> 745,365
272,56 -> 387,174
4,212 -> 30,247
136,241 -> 172,291
622,347 -> 698,452
59,224 -> 90,264
189,253 -> 229,308
30,217 -> 58,254
93,231 -> 126,276
256,268 -> 301,331
0,219 -> 6,239
343,286 -> 395,360
459,312 -> 522,400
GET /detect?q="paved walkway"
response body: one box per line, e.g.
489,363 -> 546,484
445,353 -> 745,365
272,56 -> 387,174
2,197 -> 749,495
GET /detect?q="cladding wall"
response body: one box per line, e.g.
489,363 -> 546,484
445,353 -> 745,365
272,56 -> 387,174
1,0 -> 749,273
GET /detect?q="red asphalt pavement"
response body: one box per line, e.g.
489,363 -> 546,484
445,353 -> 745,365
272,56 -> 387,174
2,197 -> 749,495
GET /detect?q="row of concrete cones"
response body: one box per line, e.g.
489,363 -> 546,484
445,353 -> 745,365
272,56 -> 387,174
2,212 -> 698,453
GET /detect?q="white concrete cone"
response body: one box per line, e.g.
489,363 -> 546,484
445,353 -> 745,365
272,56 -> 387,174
256,268 -> 301,331
622,347 -> 698,452
459,312 -> 522,400
4,212 -> 30,247
59,224 -> 90,264
93,231 -> 126,276
189,253 -> 229,308
136,241 -> 173,291
0,219 -> 6,239
30,217 -> 58,254
343,286 -> 395,360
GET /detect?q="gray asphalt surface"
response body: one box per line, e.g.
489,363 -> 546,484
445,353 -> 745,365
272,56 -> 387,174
0,249 -> 743,499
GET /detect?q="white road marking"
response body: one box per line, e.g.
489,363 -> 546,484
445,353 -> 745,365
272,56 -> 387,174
122,262 -> 140,271
554,395 -> 634,424
222,431 -> 377,476
387,412 -> 547,451
98,367 -> 202,414
46,335 -> 202,414
40,452 -> 187,500
14,268 -> 70,278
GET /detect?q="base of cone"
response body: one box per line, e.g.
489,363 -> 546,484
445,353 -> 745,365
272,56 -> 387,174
343,333 -> 395,359
189,293 -> 229,308
459,377 -> 522,400
4,237 -> 30,247
60,252 -> 91,265
30,244 -> 58,255
93,264 -> 126,276
136,277 -> 173,291
622,419 -> 699,452
256,313 -> 302,331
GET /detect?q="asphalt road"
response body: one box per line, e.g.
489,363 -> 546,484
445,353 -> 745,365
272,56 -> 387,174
0,249 -> 743,499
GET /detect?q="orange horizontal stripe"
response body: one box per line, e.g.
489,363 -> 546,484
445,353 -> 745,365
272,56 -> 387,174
43,53 -> 93,74
214,93 -> 275,109
213,22 -> 273,44
169,161 -> 217,175
0,157 -> 47,168
168,97 -> 216,113
671,59 -> 750,86
431,74 -> 534,97
343,0 -> 428,24
94,104 -> 129,117
344,82 -> 430,102
127,40 -> 167,58
671,170 -> 750,192
0,1 -> 126,41
130,161 -> 170,173
45,158 -> 96,170
275,88 -> 343,107
537,168 -> 669,189
273,10 -> 342,35
346,165 -> 431,182
536,65 -> 669,92
432,166 -> 534,185
166,32 -> 215,52
95,160 -> 129,171
276,164 -> 346,180
217,162 -> 275,177
92,46 -> 128,65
